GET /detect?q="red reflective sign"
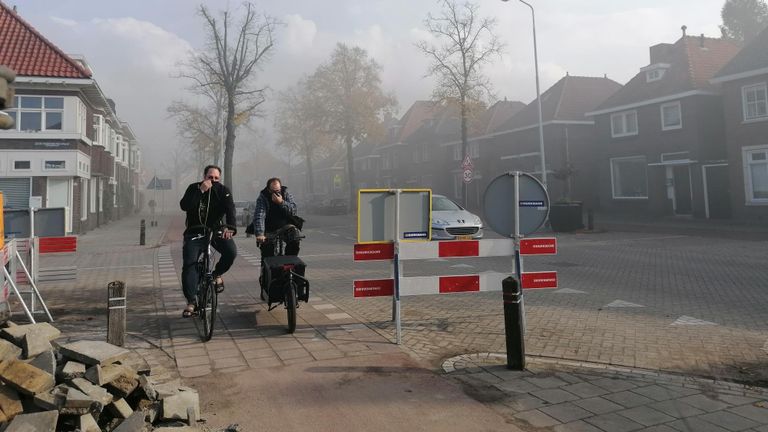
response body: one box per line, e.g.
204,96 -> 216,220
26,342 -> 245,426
439,275 -> 480,293
520,237 -> 557,255
438,240 -> 479,257
353,279 -> 394,297
521,271 -> 558,289
354,243 -> 395,261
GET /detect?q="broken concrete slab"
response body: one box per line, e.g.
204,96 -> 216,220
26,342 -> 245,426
21,328 -> 53,359
85,363 -> 135,386
119,350 -> 151,375
0,339 -> 22,362
0,384 -> 23,420
1,323 -> 60,345
32,386 -> 64,411
106,374 -> 139,399
29,349 -> 57,376
63,385 -> 101,414
58,340 -> 129,366
4,410 -> 58,432
70,377 -> 114,406
138,374 -> 158,400
108,398 -> 133,419
79,413 -> 101,432
161,388 -> 200,422
0,359 -> 55,395
137,398 -> 160,423
60,361 -> 86,380
112,410 -> 148,432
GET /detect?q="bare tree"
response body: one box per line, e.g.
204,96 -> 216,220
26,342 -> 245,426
309,43 -> 396,207
167,96 -> 224,168
274,78 -> 336,195
416,0 -> 503,206
178,2 -> 277,191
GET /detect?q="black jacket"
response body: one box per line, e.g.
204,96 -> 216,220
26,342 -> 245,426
179,182 -> 236,235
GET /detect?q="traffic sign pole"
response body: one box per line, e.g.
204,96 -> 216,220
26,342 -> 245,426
393,189 -> 402,345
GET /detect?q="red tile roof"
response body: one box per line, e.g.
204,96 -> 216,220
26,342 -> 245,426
0,1 -> 91,78
494,75 -> 621,132
595,35 -> 740,111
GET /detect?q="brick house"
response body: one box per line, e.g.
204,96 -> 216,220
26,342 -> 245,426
711,27 -> 768,221
480,75 -> 621,210
0,2 -> 141,233
587,34 -> 740,218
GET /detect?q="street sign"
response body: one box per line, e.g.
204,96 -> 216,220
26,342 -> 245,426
357,189 -> 431,243
520,238 -> 557,255
483,172 -> 549,237
147,176 -> 172,190
461,154 -> 473,169
353,243 -> 395,261
462,169 -> 473,184
521,271 -> 558,289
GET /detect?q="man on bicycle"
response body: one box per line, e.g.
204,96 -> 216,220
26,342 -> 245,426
254,177 -> 300,259
179,165 -> 237,318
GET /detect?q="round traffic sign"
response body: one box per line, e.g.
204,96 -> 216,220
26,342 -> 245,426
462,169 -> 473,183
483,172 -> 549,237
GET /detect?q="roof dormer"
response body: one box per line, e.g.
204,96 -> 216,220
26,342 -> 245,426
641,63 -> 671,83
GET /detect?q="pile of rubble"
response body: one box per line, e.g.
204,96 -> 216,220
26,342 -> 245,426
0,321 -> 202,431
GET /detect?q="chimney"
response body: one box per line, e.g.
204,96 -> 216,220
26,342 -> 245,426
649,43 -> 674,63
681,25 -> 687,37
700,33 -> 705,47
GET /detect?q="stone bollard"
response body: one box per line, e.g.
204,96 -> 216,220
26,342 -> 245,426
139,220 -> 146,246
107,281 -> 126,346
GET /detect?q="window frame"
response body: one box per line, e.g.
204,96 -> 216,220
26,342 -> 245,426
742,83 -> 768,122
743,145 -> 768,204
43,160 -> 67,171
8,96 -> 64,132
610,155 -> 648,199
12,160 -> 31,171
610,110 -> 638,138
660,101 -> 682,131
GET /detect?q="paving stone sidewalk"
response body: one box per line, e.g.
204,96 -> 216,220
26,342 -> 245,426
445,353 -> 768,432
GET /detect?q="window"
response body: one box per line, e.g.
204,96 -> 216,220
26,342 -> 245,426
382,153 -> 391,169
421,145 -> 430,162
452,144 -> 461,161
44,160 -> 66,170
610,156 -> 648,199
744,146 -> 768,202
742,83 -> 768,121
8,96 -> 64,131
660,102 -> 682,130
81,179 -> 88,220
469,142 -> 479,158
610,111 -> 638,137
646,69 -> 665,82
13,160 -> 30,170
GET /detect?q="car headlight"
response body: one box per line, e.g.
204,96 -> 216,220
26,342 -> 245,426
473,216 -> 482,225
432,219 -> 449,226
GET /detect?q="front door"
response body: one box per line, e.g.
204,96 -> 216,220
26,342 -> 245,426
672,165 -> 692,215
704,164 -> 731,219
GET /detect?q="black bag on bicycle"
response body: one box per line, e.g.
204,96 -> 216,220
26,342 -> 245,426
262,255 -> 308,303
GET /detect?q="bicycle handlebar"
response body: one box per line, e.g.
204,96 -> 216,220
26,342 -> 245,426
187,224 -> 238,238
264,224 -> 305,242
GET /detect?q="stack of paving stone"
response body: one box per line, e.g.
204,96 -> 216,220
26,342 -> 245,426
0,321 -> 202,431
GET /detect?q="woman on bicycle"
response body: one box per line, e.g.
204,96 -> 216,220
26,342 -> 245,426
179,165 -> 238,318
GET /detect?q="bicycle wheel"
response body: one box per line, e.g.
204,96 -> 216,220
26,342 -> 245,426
285,280 -> 297,334
201,281 -> 217,341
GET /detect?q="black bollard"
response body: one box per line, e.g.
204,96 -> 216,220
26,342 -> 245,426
502,276 -> 525,370
140,219 -> 146,246
587,208 -> 594,231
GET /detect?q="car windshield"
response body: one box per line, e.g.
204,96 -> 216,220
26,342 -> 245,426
432,196 -> 462,211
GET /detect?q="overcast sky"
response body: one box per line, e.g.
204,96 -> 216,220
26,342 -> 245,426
13,0 -> 726,173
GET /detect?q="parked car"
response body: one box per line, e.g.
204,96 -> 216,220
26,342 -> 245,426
431,194 -> 483,240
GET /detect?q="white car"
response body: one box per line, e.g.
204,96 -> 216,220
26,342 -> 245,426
431,194 -> 483,240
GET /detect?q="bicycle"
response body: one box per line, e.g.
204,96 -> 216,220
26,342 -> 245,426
259,224 -> 309,334
188,224 -> 234,341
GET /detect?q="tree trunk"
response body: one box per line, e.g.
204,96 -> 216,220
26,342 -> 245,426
304,145 -> 314,194
224,96 -> 236,193
460,97 -> 468,207
345,134 -> 355,213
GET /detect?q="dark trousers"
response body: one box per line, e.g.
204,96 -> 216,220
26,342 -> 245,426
182,234 -> 237,303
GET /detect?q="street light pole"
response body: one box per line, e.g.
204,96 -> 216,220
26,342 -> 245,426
503,0 -> 547,188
